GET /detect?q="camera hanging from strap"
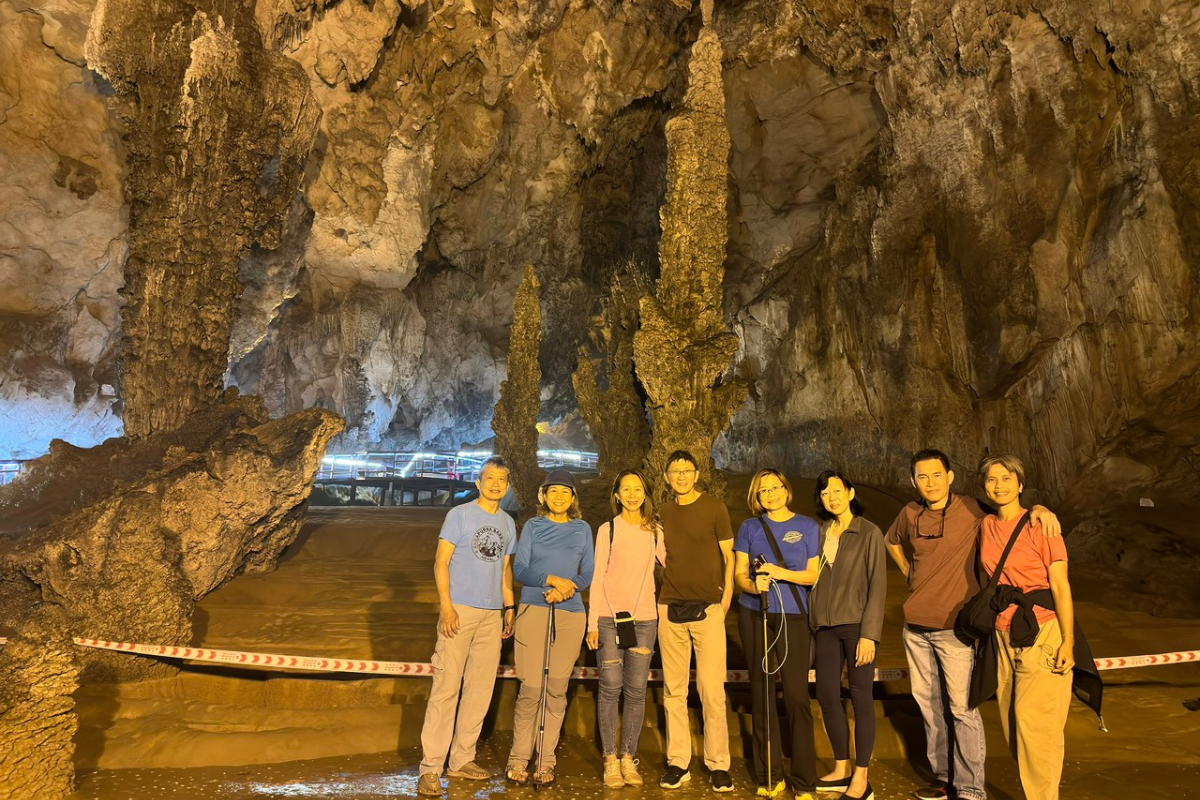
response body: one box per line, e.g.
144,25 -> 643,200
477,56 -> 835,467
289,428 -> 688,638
756,516 -> 807,614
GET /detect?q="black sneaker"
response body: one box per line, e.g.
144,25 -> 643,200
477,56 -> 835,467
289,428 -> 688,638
711,770 -> 734,793
913,780 -> 950,800
660,765 -> 691,789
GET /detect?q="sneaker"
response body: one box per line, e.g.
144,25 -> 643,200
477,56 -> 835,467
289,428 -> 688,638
711,769 -> 734,793
620,756 -> 643,786
913,780 -> 950,800
756,780 -> 785,797
660,765 -> 691,789
604,758 -> 623,788
417,772 -> 443,796
447,761 -> 490,780
794,794 -> 816,800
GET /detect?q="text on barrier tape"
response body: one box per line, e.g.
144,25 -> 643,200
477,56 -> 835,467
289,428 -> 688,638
0,637 -> 1195,681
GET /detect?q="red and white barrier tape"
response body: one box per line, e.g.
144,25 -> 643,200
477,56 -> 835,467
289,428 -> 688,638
0,637 -> 1194,680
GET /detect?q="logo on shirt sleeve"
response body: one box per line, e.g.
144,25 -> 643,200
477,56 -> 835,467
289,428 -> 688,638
783,530 -> 804,544
473,526 -> 505,562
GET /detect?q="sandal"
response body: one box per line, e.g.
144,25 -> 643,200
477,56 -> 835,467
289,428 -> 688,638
506,764 -> 529,784
533,767 -> 555,786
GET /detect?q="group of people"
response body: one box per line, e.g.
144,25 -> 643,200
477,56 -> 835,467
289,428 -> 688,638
415,447 -> 1087,800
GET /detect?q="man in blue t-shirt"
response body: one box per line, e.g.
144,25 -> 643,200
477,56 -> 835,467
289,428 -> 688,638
417,457 -> 518,797
732,469 -> 821,799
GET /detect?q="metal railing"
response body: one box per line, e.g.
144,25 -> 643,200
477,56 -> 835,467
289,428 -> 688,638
0,450 -> 600,488
317,450 -> 599,482
0,462 -> 23,487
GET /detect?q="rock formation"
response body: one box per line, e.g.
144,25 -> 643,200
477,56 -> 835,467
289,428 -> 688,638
573,263 -> 652,479
1,0 -> 1198,515
0,395 -> 343,794
634,3 -> 747,496
492,264 -> 545,506
85,0 -> 320,437
0,609 -> 79,800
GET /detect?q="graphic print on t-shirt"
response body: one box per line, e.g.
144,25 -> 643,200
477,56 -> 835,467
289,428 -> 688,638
473,525 -> 505,562
782,530 -> 804,544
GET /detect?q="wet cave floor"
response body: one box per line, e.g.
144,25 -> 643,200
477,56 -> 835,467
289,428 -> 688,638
66,504 -> 1200,800
71,736 -> 1200,800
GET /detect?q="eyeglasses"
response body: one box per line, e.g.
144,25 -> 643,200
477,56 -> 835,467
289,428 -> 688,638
757,485 -> 785,496
915,506 -> 946,539
667,469 -> 696,477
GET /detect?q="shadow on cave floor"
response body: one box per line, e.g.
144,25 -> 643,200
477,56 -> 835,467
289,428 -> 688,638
67,499 -> 1200,799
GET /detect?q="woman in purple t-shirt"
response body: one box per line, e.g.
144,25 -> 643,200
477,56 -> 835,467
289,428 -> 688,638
732,469 -> 820,798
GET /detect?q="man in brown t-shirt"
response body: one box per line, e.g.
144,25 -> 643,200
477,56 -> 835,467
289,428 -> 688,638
885,449 -> 1059,800
656,450 -> 735,793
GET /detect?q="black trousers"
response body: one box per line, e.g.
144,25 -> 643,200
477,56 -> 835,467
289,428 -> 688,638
737,604 -> 816,792
814,623 -> 876,768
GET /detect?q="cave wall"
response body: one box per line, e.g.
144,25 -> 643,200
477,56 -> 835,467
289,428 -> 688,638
1,0 -> 1197,507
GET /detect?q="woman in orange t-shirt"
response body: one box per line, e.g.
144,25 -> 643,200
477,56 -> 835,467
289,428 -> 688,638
977,455 -> 1074,800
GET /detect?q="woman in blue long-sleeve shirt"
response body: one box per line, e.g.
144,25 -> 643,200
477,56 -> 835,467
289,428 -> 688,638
506,469 -> 594,786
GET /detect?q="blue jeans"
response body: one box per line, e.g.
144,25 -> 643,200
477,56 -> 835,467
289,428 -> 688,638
596,617 -> 657,758
902,625 -> 987,800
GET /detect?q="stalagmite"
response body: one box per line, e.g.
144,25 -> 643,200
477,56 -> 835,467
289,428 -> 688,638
634,2 -> 746,495
573,264 -> 652,480
492,265 -> 546,507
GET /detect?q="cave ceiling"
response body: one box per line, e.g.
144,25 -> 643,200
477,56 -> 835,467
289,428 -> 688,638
1,0 -> 1198,509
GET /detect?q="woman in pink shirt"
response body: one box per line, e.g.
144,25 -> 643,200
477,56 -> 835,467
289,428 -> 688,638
978,455 -> 1075,800
586,469 -> 661,788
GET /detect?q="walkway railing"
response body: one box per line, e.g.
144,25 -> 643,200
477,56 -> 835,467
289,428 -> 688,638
0,450 -> 600,489
317,450 -> 598,482
0,462 -> 22,487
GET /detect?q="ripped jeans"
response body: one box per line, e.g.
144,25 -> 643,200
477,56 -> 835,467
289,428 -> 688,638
596,616 -> 658,758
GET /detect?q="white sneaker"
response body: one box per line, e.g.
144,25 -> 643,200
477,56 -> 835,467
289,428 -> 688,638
621,756 -> 643,786
604,758 -> 623,788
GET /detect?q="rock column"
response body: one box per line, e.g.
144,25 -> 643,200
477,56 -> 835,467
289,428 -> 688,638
634,4 -> 746,495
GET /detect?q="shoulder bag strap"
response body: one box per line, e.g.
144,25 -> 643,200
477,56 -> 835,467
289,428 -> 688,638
757,516 -> 807,613
984,511 -> 1031,590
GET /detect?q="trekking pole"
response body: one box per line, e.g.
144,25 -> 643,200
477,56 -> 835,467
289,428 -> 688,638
534,600 -> 557,791
761,581 -> 773,795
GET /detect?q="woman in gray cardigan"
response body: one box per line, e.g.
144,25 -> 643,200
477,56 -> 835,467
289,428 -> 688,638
810,471 -> 887,800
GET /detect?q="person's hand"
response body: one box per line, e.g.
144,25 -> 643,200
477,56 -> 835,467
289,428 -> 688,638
546,575 -> 577,599
855,638 -> 876,667
586,631 -> 599,650
756,562 -> 784,581
754,573 -> 772,594
1030,505 -> 1062,538
1052,640 -> 1075,674
502,607 -> 516,639
440,605 -> 460,638
543,588 -> 566,604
